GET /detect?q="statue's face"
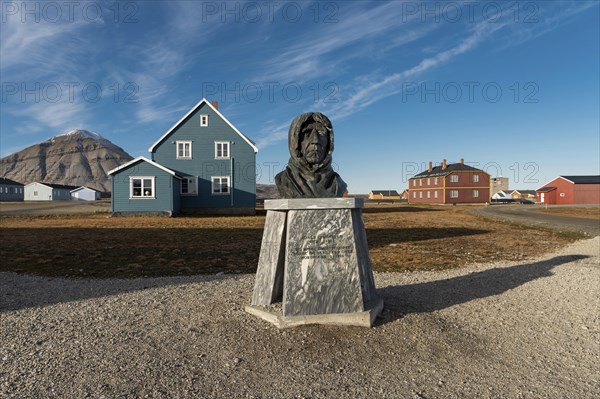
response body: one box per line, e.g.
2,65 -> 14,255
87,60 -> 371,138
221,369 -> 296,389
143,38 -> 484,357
300,121 -> 329,164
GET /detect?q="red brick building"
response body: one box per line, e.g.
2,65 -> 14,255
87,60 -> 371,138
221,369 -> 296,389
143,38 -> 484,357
536,176 -> 600,204
408,159 -> 491,204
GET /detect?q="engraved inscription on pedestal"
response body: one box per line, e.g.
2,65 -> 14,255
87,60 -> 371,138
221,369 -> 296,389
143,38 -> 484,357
283,209 -> 363,316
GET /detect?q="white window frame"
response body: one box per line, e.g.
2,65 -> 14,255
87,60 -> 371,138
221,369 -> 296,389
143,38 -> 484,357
427,178 -> 430,186
450,175 -> 458,183
427,191 -> 431,198
419,179 -> 422,186
473,189 -> 479,197
472,175 -> 479,183
212,176 -> 230,195
130,176 -> 155,199
176,141 -> 192,159
413,191 -> 416,198
181,176 -> 198,196
215,141 -> 230,159
450,190 -> 459,198
200,114 -> 209,127
434,191 -> 438,198
419,191 -> 423,198
434,177 -> 438,185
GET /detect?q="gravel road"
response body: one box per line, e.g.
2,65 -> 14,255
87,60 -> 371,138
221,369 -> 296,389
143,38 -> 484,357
473,205 -> 599,236
1,237 -> 598,398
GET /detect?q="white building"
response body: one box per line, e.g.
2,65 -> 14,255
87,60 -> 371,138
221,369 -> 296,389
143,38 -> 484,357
70,186 -> 101,201
24,182 -> 78,201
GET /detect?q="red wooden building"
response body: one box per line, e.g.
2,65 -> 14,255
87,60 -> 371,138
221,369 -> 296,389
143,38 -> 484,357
408,159 -> 491,204
536,176 -> 600,204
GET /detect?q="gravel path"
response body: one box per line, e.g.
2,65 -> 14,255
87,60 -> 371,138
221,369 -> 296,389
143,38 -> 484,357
1,237 -> 598,398
473,205 -> 599,236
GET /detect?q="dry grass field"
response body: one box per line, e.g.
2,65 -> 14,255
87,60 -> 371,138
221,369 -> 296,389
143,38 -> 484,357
0,204 -> 583,278
537,207 -> 600,220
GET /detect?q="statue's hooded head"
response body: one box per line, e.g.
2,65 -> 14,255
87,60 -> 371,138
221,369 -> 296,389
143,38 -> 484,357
288,112 -> 334,172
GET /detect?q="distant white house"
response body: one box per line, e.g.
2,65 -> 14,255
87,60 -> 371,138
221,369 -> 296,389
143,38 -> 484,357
71,186 -> 101,201
24,182 -> 79,201
491,190 -> 512,200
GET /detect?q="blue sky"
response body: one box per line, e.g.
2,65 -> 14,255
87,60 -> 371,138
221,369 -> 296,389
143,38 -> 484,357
1,0 -> 598,193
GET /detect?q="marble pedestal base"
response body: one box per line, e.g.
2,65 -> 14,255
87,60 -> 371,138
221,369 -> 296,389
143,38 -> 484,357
246,198 -> 383,328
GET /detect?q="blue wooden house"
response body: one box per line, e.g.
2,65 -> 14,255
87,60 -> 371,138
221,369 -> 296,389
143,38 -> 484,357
0,178 -> 24,202
108,99 -> 258,216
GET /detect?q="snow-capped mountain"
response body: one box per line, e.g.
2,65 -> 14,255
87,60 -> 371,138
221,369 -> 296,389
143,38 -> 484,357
0,129 -> 133,192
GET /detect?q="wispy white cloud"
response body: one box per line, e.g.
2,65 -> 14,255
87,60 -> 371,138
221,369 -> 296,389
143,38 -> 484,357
0,4 -> 104,134
256,2 -> 430,83
495,1 -> 598,50
256,1 -> 598,149
254,121 -> 290,149
325,21 -> 501,120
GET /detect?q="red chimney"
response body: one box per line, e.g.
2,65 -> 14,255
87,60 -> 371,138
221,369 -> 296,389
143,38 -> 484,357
460,158 -> 464,164
428,161 -> 432,173
442,159 -> 447,170
211,100 -> 218,110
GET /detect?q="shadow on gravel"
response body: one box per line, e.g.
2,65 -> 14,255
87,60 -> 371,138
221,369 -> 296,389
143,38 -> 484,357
0,274 -> 242,313
376,254 -> 589,326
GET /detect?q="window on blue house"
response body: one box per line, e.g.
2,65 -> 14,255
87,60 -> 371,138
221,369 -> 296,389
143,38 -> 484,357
176,141 -> 192,159
131,177 -> 155,198
215,142 -> 229,159
200,114 -> 208,127
212,176 -> 230,195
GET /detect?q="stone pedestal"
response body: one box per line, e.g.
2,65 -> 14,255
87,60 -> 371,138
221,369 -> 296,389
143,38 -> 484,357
246,198 -> 383,328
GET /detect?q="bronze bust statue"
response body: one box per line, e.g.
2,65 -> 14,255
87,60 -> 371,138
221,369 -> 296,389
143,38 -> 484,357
275,112 -> 347,198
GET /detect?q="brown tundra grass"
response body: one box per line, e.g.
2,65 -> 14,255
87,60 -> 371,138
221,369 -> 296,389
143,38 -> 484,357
0,204 -> 583,278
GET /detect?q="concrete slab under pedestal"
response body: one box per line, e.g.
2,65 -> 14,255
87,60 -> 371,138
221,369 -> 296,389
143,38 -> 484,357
245,298 -> 383,329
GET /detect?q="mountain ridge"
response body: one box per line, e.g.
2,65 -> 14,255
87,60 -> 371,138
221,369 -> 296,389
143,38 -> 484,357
1,129 -> 133,192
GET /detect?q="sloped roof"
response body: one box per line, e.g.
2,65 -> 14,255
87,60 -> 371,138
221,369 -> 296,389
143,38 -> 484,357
27,182 -> 80,190
107,156 -> 182,179
148,98 -> 258,153
370,190 -> 400,196
560,175 -> 600,184
411,162 -> 486,178
0,177 -> 24,186
511,190 -> 536,195
70,186 -> 100,193
536,186 -> 557,192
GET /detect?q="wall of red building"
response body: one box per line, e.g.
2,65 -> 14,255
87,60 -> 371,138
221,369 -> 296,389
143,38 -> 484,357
409,188 -> 444,204
444,187 -> 491,204
444,171 -> 490,204
540,177 -> 574,204
574,184 -> 600,204
538,177 -> 599,204
408,170 -> 490,204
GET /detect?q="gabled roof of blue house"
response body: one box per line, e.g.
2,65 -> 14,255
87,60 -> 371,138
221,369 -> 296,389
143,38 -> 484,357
107,156 -> 182,179
147,98 -> 259,153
